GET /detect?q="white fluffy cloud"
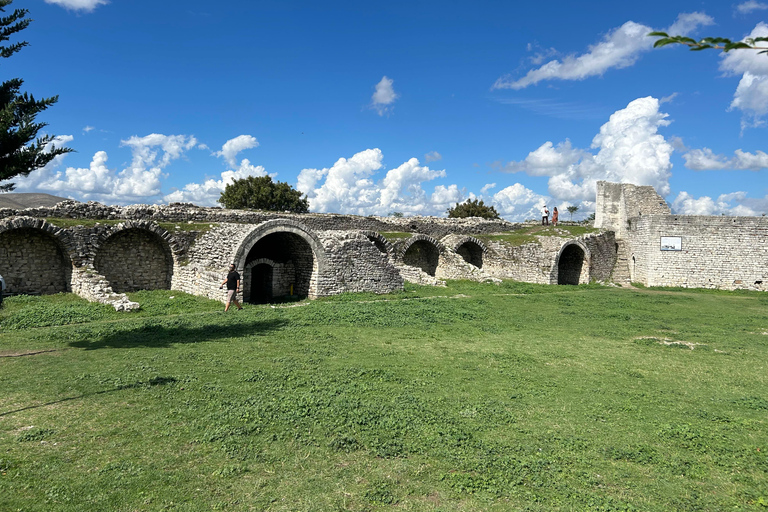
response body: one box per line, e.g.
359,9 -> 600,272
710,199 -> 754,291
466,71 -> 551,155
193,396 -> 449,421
371,76 -> 398,116
492,183 -> 549,220
44,0 -> 108,12
736,1 -> 768,14
683,147 -> 768,170
671,190 -> 764,216
493,13 -> 713,90
11,134 -> 199,204
297,149 -> 459,216
501,96 -> 673,202
214,135 -> 259,167
720,23 -> 768,129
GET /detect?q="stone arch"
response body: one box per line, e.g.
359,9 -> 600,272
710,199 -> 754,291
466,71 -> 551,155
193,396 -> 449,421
399,235 -> 445,277
447,236 -> 487,269
360,230 -> 395,258
554,240 -> 590,285
93,221 -> 176,292
233,219 -> 328,300
0,217 -> 76,295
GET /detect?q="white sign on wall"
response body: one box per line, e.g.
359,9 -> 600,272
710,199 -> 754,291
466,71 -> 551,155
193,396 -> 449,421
660,236 -> 682,251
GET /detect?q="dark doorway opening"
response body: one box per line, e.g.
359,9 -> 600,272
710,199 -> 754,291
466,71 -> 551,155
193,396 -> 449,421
456,242 -> 484,268
249,264 -> 273,304
244,232 -> 315,301
403,240 -> 440,276
557,244 -> 585,285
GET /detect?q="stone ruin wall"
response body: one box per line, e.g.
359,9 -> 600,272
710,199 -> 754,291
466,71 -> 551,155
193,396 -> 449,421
0,202 -> 621,309
595,181 -> 768,291
627,215 -> 768,291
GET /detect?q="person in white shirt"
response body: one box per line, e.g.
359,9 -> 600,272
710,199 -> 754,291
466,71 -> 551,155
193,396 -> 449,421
541,205 -> 549,226
0,274 -> 5,308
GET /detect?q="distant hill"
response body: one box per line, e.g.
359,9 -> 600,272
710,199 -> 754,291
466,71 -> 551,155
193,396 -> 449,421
0,193 -> 75,210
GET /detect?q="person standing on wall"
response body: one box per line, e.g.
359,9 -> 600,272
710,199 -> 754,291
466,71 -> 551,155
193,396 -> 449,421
542,205 -> 549,226
0,273 -> 5,309
219,264 -> 243,311
552,207 -> 559,227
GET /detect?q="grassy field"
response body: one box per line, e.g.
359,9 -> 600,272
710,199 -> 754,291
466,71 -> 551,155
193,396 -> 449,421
1,282 -> 767,511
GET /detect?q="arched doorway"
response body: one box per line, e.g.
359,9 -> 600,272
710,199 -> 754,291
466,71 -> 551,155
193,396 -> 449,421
94,228 -> 173,292
0,227 -> 72,295
557,244 -> 586,285
456,241 -> 484,268
402,239 -> 441,276
249,262 -> 274,304
243,232 -> 315,301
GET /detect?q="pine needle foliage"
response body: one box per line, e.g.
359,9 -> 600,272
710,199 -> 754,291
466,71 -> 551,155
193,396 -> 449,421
0,0 -> 72,192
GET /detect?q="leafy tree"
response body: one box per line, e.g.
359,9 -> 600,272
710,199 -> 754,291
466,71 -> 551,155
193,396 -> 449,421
649,32 -> 768,55
0,0 -> 72,192
567,205 -> 579,221
446,199 -> 500,220
219,175 -> 309,212
389,211 -> 404,218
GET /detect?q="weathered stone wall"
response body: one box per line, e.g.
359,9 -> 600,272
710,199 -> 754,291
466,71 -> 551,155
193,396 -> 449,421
595,181 -> 670,239
0,200 -> 520,239
0,227 -> 72,294
627,215 -> 768,290
94,229 -> 173,292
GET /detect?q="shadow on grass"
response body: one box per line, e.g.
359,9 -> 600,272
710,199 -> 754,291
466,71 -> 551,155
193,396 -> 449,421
68,318 -> 288,350
0,376 -> 177,417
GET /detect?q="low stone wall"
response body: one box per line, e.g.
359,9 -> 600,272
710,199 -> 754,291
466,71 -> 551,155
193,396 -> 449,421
0,200 -> 521,239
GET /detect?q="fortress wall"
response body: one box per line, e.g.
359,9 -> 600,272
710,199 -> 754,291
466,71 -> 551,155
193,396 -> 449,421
628,215 -> 768,290
0,201 -> 520,239
595,181 -> 670,239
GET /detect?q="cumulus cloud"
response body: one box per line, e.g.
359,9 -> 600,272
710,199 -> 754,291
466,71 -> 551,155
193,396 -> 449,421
424,151 -> 442,162
214,135 -> 259,167
493,13 -> 713,90
720,23 -> 768,129
297,149 -> 463,216
735,1 -> 768,14
164,159 -> 269,206
501,96 -> 673,202
683,147 -> 768,170
671,190 -> 764,216
492,183 -> 549,220
44,0 -> 108,12
371,76 -> 398,116
294,149 -> 557,220
10,133 -> 199,204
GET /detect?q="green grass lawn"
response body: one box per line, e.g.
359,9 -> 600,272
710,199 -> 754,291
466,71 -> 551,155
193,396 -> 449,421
1,282 -> 767,511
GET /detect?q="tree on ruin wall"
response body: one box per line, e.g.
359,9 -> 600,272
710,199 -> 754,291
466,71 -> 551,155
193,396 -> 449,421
0,0 -> 72,192
219,175 -> 310,213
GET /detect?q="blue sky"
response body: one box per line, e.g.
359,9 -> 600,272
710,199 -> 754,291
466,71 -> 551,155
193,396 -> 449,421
3,0 -> 767,220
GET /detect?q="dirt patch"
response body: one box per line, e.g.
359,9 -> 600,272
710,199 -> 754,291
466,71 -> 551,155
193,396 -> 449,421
0,349 -> 59,358
635,336 -> 705,350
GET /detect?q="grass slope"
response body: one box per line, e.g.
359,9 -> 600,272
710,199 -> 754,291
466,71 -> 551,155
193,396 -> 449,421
1,283 -> 767,511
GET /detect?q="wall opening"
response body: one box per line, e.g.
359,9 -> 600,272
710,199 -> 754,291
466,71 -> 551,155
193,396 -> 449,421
94,228 -> 173,292
557,244 -> 585,285
0,228 -> 72,295
366,235 -> 388,255
403,240 -> 440,276
631,255 -> 636,282
244,232 -> 314,300
456,241 -> 484,268
249,263 -> 274,304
